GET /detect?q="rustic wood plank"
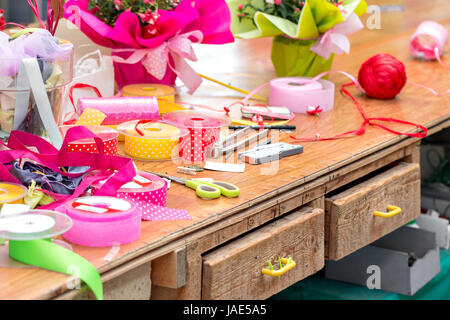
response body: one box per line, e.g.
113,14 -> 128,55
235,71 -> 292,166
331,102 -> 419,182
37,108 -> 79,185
202,207 -> 324,300
151,247 -> 187,289
326,162 -> 421,260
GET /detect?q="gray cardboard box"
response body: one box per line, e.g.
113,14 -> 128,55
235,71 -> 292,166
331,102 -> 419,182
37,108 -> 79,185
325,226 -> 441,296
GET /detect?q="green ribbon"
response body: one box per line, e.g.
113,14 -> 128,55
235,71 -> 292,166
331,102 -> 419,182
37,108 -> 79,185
8,239 -> 103,300
10,28 -> 42,40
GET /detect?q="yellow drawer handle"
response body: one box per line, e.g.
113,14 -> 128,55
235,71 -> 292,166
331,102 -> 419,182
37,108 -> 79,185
262,257 -> 296,277
374,205 -> 402,218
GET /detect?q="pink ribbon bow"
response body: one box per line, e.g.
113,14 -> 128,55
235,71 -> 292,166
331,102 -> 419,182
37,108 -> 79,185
112,30 -> 204,94
310,13 -> 364,60
307,105 -> 323,116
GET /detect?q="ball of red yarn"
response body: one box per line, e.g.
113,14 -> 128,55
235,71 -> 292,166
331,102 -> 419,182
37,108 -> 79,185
357,53 -> 407,99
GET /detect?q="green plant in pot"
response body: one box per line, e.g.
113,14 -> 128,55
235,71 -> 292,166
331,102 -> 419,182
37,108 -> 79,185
227,0 -> 368,77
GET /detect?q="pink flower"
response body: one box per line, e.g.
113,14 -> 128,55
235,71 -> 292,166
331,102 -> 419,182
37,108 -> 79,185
238,4 -> 244,10
114,0 -> 122,6
274,0 -> 282,4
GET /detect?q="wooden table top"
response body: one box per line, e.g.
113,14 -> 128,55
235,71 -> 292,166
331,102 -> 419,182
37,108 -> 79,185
1,0 -> 449,299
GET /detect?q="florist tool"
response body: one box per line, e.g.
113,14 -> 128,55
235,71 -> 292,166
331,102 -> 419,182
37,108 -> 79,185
117,120 -> 189,161
210,129 -> 269,159
177,167 -> 197,176
0,183 -> 28,208
59,125 -> 119,156
162,110 -> 231,163
228,125 -> 296,131
91,171 -> 190,221
121,83 -> 186,114
203,162 -> 245,173
63,196 -> 141,247
238,143 -> 304,165
241,105 -> 294,120
0,209 -> 103,299
147,172 -> 240,200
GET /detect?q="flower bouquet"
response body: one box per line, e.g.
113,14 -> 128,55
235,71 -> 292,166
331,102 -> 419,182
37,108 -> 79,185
227,0 -> 367,77
63,0 -> 235,93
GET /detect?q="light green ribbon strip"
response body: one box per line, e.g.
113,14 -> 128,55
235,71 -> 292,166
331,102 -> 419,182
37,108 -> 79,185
8,239 -> 103,300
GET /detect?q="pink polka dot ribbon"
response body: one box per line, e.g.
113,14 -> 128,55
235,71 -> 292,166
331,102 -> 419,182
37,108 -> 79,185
67,137 -> 118,156
60,125 -> 119,156
92,171 -> 191,221
183,127 -> 220,163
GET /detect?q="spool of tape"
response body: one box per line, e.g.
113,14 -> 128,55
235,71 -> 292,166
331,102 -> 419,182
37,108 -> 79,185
163,110 -> 231,163
410,21 -> 449,60
63,196 -> 141,247
59,125 -> 119,156
117,120 -> 188,161
78,96 -> 160,126
0,183 -> 28,208
121,83 -> 186,114
268,77 -> 335,114
0,210 -> 103,299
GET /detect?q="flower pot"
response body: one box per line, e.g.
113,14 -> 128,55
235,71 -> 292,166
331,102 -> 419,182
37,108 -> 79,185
271,36 -> 334,78
112,50 -> 178,90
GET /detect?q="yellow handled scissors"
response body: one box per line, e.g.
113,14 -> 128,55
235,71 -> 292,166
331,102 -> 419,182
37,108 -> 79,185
147,172 -> 240,200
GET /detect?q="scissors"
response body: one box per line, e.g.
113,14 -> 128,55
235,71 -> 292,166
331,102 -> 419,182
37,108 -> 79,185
146,171 -> 240,200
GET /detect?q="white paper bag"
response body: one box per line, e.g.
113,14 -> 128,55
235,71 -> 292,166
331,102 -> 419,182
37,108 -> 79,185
55,19 -> 115,124
60,52 -> 115,123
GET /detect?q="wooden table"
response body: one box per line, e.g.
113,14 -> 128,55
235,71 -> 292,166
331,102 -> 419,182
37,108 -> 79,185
0,0 -> 449,300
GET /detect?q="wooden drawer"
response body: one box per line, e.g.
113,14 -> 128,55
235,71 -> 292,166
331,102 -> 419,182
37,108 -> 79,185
202,206 -> 324,300
325,162 -> 421,261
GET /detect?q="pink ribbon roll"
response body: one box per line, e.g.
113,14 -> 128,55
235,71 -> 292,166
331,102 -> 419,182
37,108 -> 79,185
163,111 -> 231,163
268,77 -> 335,114
62,196 -> 141,247
59,125 -> 119,156
78,97 -> 160,125
410,21 -> 449,60
91,171 -> 191,221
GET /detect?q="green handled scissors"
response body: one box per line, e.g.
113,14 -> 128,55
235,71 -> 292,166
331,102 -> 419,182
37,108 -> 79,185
146,171 -> 240,199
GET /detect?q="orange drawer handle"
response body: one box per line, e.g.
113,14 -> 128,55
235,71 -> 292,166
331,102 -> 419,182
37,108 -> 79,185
374,205 -> 402,218
262,257 -> 296,277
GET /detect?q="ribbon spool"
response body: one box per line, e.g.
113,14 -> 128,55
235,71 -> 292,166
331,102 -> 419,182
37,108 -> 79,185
78,96 -> 160,126
63,196 -> 141,247
268,77 -> 335,114
121,84 -> 186,114
0,183 -> 27,208
91,171 -> 189,221
117,120 -> 188,161
162,110 -> 231,163
0,210 -> 103,299
59,125 -> 119,156
410,21 -> 449,60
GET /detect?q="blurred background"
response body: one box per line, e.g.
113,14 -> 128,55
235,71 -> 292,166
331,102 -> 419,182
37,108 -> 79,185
0,0 -> 50,23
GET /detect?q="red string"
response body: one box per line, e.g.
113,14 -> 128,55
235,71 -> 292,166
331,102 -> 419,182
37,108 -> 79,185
290,82 -> 428,142
69,83 -> 103,114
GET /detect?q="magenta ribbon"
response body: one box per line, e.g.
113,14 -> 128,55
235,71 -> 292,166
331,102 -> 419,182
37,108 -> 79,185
0,127 -> 137,210
111,30 -> 204,94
